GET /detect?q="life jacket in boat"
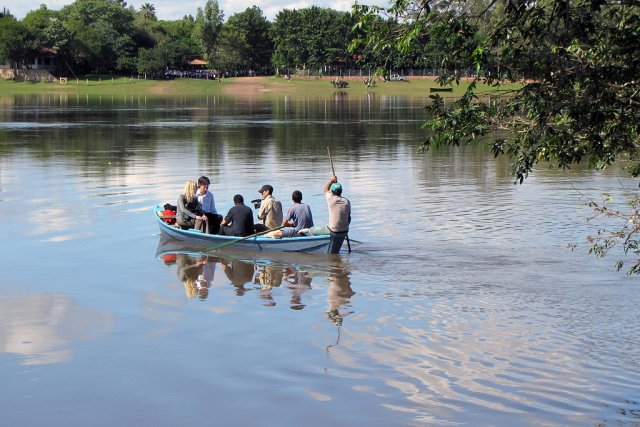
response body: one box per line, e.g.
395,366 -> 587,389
161,209 -> 176,225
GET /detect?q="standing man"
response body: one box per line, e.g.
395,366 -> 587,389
271,190 -> 314,238
219,194 -> 254,237
256,184 -> 283,232
196,176 -> 222,234
309,176 -> 351,253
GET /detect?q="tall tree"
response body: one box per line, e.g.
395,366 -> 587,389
22,5 -> 63,58
60,0 -> 138,73
138,3 -> 157,21
192,0 -> 223,63
213,24 -> 250,73
271,7 -> 354,71
226,6 -> 272,71
270,9 -> 305,69
0,15 -> 27,67
136,46 -> 165,76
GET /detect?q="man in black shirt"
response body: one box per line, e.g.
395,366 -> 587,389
219,194 -> 254,236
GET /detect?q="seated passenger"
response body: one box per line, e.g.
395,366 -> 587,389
176,180 -> 207,232
271,190 -> 314,238
255,184 -> 283,233
219,194 -> 255,237
196,175 -> 222,234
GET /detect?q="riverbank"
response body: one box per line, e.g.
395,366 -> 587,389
0,75 -> 520,99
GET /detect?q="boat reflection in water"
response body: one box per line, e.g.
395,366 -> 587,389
155,236 -> 353,316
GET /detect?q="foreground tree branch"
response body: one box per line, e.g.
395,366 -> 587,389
351,0 -> 640,273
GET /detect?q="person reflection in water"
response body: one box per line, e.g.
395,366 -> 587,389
284,267 -> 312,310
220,259 -> 255,296
175,254 -> 216,300
254,264 -> 283,306
326,260 -> 355,325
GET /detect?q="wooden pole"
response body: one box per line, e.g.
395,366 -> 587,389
205,225 -> 286,252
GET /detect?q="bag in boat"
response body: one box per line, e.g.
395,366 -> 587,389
160,209 -> 177,225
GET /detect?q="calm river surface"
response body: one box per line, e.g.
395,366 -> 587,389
1,92 -> 639,426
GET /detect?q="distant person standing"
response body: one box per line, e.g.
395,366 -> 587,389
271,190 -> 314,238
219,194 -> 254,237
196,175 -> 222,234
255,184 -> 283,232
309,176 -> 351,253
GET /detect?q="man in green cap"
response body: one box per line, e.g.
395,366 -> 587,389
308,175 -> 351,253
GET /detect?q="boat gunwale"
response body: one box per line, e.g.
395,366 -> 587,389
153,206 -> 332,251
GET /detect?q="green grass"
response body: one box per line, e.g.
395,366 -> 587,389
0,75 -> 521,98
258,76 -> 521,99
0,76 -> 228,96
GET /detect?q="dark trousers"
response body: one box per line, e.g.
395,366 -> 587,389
203,213 -> 222,234
177,217 -> 207,232
219,225 -> 236,236
328,231 -> 349,254
254,223 -> 268,233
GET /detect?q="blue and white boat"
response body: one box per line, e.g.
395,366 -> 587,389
154,206 -> 334,253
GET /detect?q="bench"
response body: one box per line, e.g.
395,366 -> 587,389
429,87 -> 453,92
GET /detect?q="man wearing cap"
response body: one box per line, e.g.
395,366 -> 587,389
308,176 -> 351,253
256,184 -> 283,232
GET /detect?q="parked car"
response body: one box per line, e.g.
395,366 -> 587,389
389,74 -> 406,81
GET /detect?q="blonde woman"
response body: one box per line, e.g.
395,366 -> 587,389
176,180 -> 207,232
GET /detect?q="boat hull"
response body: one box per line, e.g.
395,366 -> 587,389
154,206 -> 333,253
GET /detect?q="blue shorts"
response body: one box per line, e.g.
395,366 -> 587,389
280,227 -> 297,237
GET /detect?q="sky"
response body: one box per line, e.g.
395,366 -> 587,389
4,0 -> 378,22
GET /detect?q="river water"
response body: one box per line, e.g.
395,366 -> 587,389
1,93 -> 639,426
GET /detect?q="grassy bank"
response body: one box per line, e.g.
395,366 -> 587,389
0,75 -> 520,98
0,76 -> 228,96
258,76 -> 521,98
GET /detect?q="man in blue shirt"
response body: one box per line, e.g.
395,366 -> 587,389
271,190 -> 314,238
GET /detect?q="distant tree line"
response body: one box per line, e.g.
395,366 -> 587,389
0,0 -> 483,78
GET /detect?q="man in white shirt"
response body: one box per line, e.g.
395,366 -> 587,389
197,176 -> 222,234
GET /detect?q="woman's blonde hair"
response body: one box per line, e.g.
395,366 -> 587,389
183,180 -> 197,203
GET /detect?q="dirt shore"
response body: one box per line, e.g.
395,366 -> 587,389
222,76 -> 284,97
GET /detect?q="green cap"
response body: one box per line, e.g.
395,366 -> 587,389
330,182 -> 342,192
